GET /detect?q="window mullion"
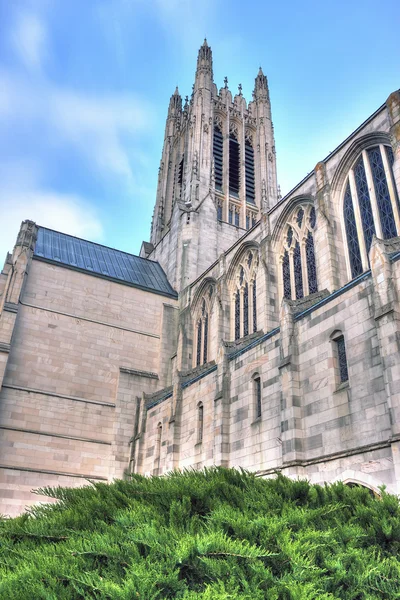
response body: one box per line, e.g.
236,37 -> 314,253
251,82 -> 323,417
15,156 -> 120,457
349,169 -> 369,271
380,144 -> 400,235
362,149 -> 383,239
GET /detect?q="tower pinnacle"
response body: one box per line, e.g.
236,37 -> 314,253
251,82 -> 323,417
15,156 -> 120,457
196,39 -> 213,82
253,66 -> 269,102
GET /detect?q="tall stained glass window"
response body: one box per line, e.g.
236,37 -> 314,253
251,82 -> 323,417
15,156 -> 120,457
232,250 -> 258,341
196,319 -> 202,366
368,147 -> 397,239
283,250 -> 291,299
306,231 -> 318,294
203,313 -> 208,364
253,279 -> 257,333
354,156 -> 375,254
344,182 -> 362,278
342,145 -> 398,279
294,240 -> 303,299
217,203 -> 223,221
243,283 -> 249,336
235,291 -> 240,340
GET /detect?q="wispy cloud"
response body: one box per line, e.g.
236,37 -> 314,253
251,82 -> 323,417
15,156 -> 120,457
10,10 -> 48,72
0,160 -> 104,263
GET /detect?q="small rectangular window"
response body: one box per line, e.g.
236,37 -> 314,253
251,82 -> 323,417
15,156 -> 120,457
235,211 -> 240,227
254,377 -> 262,419
229,208 -> 233,224
336,335 -> 349,383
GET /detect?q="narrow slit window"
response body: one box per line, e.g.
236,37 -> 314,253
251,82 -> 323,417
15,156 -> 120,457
243,283 -> 249,336
336,335 -> 349,384
254,376 -> 262,419
198,403 -> 204,443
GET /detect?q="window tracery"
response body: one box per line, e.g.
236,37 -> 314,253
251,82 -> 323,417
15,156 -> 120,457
194,287 -> 213,367
342,145 -> 399,278
232,250 -> 259,340
280,204 -> 318,300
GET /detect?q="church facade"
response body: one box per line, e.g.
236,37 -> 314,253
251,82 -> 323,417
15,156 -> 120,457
1,41 -> 400,515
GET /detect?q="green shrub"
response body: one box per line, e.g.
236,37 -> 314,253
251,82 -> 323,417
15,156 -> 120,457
0,468 -> 399,599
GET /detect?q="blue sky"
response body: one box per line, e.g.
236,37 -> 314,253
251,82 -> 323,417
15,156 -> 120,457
0,0 -> 399,263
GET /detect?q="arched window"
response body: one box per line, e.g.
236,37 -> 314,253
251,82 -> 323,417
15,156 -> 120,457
245,137 -> 255,204
330,330 -> 349,387
280,205 -> 318,300
253,374 -> 262,420
155,422 -> 162,473
197,402 -> 204,443
343,144 -> 399,278
213,123 -> 223,192
232,250 -> 259,340
194,287 -> 213,367
229,130 -> 240,197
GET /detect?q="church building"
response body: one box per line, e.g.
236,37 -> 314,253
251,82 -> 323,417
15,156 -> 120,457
1,41 -> 400,515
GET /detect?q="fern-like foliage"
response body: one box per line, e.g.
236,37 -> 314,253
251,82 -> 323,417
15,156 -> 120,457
0,468 -> 400,598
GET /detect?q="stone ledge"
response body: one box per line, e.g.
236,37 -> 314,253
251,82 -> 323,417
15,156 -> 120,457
0,343 -> 10,354
0,425 -> 111,445
120,367 -> 158,379
2,384 -> 116,408
0,463 -> 108,481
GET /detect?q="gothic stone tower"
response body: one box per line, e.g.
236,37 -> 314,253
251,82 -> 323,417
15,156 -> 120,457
142,40 -> 279,292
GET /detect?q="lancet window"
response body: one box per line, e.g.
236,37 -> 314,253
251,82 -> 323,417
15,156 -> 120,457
245,137 -> 255,204
280,204 -> 318,300
232,250 -> 259,340
229,130 -> 240,197
213,123 -> 223,191
194,287 -> 214,367
342,144 -> 399,279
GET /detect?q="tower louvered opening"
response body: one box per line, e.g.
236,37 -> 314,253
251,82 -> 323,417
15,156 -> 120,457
229,133 -> 240,196
245,139 -> 255,203
213,126 -> 223,191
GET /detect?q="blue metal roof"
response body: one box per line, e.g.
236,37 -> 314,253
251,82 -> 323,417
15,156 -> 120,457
34,227 -> 177,298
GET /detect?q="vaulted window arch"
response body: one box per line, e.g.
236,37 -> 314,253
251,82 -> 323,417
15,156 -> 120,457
342,144 -> 399,278
231,250 -> 259,340
193,285 -> 214,367
280,204 -> 318,300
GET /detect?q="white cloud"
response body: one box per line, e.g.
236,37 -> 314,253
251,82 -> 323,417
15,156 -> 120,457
11,11 -> 48,72
0,70 -> 153,183
0,191 -> 103,266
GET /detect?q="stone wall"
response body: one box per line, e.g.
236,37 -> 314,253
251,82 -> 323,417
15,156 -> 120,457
0,258 -> 177,516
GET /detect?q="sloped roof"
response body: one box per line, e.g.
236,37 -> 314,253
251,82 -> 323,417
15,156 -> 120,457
34,227 -> 177,299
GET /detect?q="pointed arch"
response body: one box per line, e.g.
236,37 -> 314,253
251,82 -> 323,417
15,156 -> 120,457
191,278 -> 216,367
226,243 -> 260,340
276,202 -> 318,301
